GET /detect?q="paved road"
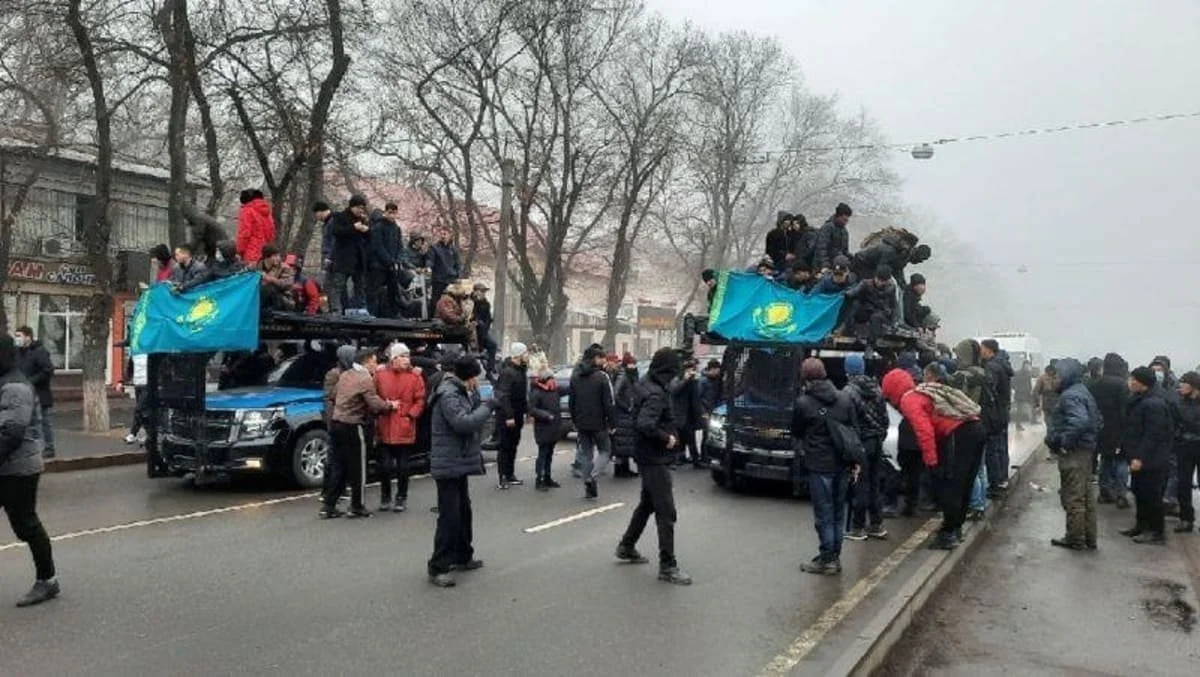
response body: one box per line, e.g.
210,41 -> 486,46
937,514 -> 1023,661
880,456 -> 1200,677
0,431 -> 1035,677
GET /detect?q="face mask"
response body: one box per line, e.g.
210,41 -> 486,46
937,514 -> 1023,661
216,250 -> 225,263
1155,371 -> 1164,384
14,336 -> 27,347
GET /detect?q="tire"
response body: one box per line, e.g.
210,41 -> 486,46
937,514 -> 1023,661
291,429 -> 331,489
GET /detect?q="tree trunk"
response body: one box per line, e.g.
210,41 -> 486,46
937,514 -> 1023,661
158,0 -> 192,247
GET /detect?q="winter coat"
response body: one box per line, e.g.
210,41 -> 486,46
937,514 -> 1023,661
882,369 -> 970,468
1013,365 -> 1034,402
851,236 -> 909,287
403,243 -> 430,270
570,362 -> 616,433
322,367 -> 341,424
844,375 -> 889,443
528,378 -> 563,445
791,379 -> 859,474
1045,358 -> 1102,453
1087,353 -> 1128,456
612,368 -> 639,458
328,210 -> 369,275
332,366 -> 392,425
170,258 -> 208,288
375,367 -> 426,445
813,216 -> 850,271
435,295 -> 466,325
902,287 -> 930,328
949,339 -> 1001,432
1034,372 -> 1060,415
429,242 -> 461,285
15,340 -> 54,409
1123,385 -> 1174,471
429,376 -> 494,479
235,197 -> 276,264
368,214 -> 404,271
983,354 -> 1014,427
669,375 -> 704,432
790,227 -> 818,268
0,368 -> 43,476
493,358 -> 529,423
812,271 -> 857,295
1175,395 -> 1200,448
632,371 -> 678,466
845,278 -> 897,321
765,227 -> 790,268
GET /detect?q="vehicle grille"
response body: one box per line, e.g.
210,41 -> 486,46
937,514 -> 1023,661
163,409 -> 236,444
730,424 -> 792,452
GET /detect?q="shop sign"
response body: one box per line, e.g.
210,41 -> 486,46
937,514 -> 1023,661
7,259 -> 97,287
637,305 -> 676,331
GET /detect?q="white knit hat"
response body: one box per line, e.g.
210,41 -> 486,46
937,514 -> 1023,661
510,342 -> 529,358
388,342 -> 410,359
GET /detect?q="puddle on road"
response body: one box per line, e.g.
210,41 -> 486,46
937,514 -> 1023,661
1141,579 -> 1196,633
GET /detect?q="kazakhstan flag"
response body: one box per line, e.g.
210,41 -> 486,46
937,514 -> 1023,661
129,272 -> 262,355
707,271 -> 843,344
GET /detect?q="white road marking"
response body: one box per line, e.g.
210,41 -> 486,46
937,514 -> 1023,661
522,502 -> 625,534
757,518 -> 941,676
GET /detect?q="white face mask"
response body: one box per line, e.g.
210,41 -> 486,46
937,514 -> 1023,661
14,335 -> 27,347
216,250 -> 225,263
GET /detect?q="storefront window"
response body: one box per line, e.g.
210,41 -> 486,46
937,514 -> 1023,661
37,295 -> 87,371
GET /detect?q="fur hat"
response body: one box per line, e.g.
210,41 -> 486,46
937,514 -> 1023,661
800,357 -> 827,381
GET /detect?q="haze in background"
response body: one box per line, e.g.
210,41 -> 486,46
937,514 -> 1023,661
649,0 -> 1200,367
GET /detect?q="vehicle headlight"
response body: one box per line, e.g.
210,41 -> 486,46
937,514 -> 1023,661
237,408 -> 283,440
707,415 -> 727,447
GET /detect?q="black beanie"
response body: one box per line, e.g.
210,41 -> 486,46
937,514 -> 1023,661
909,273 -> 926,286
701,268 -> 716,283
1181,371 -> 1200,390
453,356 -> 482,381
348,194 -> 368,208
835,202 -> 853,217
776,211 -> 792,226
1131,367 -> 1157,388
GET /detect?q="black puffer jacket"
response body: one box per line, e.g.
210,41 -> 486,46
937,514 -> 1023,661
569,362 -> 615,433
1088,353 -> 1128,456
328,209 -> 369,275
983,354 -> 1014,427
813,216 -> 850,271
632,353 -> 680,466
844,375 -> 889,443
1123,384 -> 1174,470
15,340 -> 54,409
669,375 -> 703,432
527,379 -> 563,446
1175,395 -> 1200,448
368,212 -> 403,270
851,234 -> 909,286
790,227 -> 817,268
791,378 -> 859,473
493,358 -> 529,423
612,367 -> 639,459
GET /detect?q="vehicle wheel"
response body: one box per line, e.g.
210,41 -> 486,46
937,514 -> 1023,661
291,429 -> 331,489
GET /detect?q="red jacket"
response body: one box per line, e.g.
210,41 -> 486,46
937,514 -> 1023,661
375,366 -> 426,445
881,369 -> 969,467
236,198 -> 277,264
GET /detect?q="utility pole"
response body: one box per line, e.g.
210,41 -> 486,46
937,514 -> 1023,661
494,159 -> 514,349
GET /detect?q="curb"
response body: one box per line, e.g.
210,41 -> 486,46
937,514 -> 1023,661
828,436 -> 1045,677
45,451 -> 146,474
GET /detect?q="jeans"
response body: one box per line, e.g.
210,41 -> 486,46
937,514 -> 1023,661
1164,452 -> 1179,507
619,464 -> 677,568
378,443 -> 415,502
326,422 -> 367,510
428,476 -> 474,575
536,442 -> 556,480
0,474 -> 56,580
969,462 -> 989,512
1099,455 -> 1130,501
578,430 -> 612,482
1176,446 -> 1199,523
809,470 -> 850,562
1057,450 -> 1097,545
932,422 -> 986,536
985,431 -> 1009,490
497,423 -> 522,480
851,441 -> 885,529
1132,467 -> 1167,535
40,406 -> 54,452
328,270 -> 364,313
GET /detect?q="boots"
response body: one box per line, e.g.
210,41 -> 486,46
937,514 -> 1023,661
16,580 -> 60,608
658,566 -> 693,585
535,477 -> 548,492
615,545 -> 649,564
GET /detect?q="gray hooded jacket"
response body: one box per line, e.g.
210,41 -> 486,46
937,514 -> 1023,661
0,369 -> 44,476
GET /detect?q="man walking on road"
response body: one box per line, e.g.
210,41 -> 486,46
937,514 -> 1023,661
980,339 -> 1013,497
615,347 -> 692,585
571,345 -> 616,499
14,327 -> 55,459
1044,358 -> 1103,551
1120,367 -> 1174,544
1172,372 -> 1200,533
493,343 -> 530,489
428,357 -> 495,588
0,334 -> 60,607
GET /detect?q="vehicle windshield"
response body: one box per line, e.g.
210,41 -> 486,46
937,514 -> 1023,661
268,351 -> 337,389
730,347 -> 801,410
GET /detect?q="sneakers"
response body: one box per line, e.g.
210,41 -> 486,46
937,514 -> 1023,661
451,559 -> 484,571
16,580 -> 60,608
1118,526 -> 1142,537
544,478 -> 561,489
428,573 -> 456,588
845,528 -> 868,541
1115,496 -> 1131,510
506,477 -> 525,487
658,567 -> 693,585
347,508 -> 373,519
124,433 -> 138,445
393,498 -> 407,513
967,509 -> 986,522
1132,532 -> 1166,545
615,545 -> 649,564
379,498 -> 394,512
929,533 -> 959,551
800,559 -> 841,575
495,480 -> 510,490
866,525 -> 889,540
584,480 -> 598,500
1051,537 -> 1087,551
535,478 -> 549,492
1174,522 -> 1194,534
42,447 -> 55,459
318,507 -> 345,519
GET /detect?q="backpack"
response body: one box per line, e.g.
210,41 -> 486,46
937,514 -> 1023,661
914,382 -> 981,421
818,404 -> 867,466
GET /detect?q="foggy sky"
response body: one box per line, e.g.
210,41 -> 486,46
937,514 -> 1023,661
648,0 -> 1200,370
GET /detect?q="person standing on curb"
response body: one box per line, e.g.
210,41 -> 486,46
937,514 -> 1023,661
1044,358 -> 1103,551
13,327 -> 54,460
571,345 -> 616,499
980,339 -> 1013,498
375,343 -> 426,513
0,335 -> 60,607
428,357 -> 496,588
615,347 -> 692,585
1119,367 -> 1174,545
1171,372 -> 1200,533
323,347 -> 396,519
843,354 -> 890,542
493,343 -> 530,489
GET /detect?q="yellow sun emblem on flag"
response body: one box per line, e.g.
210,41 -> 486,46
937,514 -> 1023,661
177,296 -> 220,334
752,301 -> 797,340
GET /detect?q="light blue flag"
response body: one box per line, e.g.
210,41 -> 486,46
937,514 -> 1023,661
129,272 -> 262,355
707,271 -> 843,344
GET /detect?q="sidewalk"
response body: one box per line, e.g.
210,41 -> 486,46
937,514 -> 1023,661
880,456 -> 1200,676
52,398 -> 134,432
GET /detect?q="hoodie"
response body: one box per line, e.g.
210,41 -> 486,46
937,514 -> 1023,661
950,339 -> 1001,432
570,361 -> 615,433
528,376 -> 564,445
236,197 -> 276,264
1088,353 -> 1129,455
881,369 -> 968,467
1045,358 -> 1102,453
791,378 -> 859,473
844,374 -> 889,442
0,336 -> 44,476
631,349 -> 681,465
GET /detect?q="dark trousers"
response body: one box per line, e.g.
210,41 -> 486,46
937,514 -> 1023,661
328,270 -> 364,313
477,329 -> 498,374
326,422 -> 367,510
429,476 -> 474,575
1133,467 -> 1168,535
129,387 -> 149,437
41,406 -> 54,452
985,430 -> 1010,490
620,464 -> 677,568
852,441 -> 885,529
498,423 -> 522,480
898,446 -> 923,510
536,442 -> 556,479
430,281 -> 450,317
1178,446 -> 1200,523
931,421 -> 986,536
366,267 -> 401,319
677,428 -> 700,464
0,474 -> 56,580
379,443 -> 415,502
